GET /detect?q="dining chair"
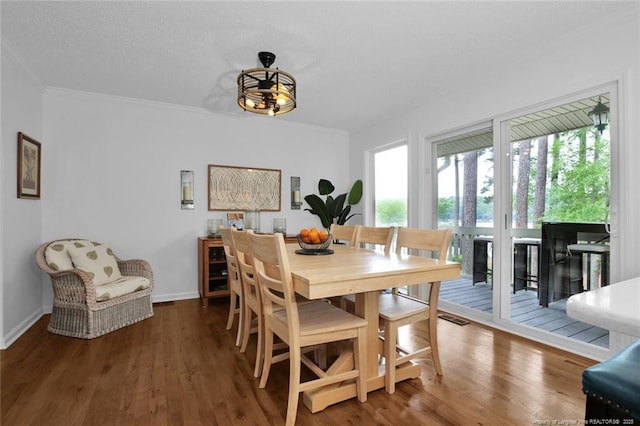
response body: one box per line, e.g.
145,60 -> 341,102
219,226 -> 243,347
378,226 -> 452,394
354,225 -> 394,254
234,228 -> 318,378
231,228 -> 262,376
248,231 -> 368,426
329,223 -> 358,245
340,225 -> 395,310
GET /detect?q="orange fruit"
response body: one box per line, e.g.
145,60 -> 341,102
300,228 -> 309,237
318,230 -> 328,242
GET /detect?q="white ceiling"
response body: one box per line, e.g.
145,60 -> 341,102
1,1 -> 633,132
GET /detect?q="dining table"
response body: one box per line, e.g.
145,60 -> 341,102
285,243 -> 461,413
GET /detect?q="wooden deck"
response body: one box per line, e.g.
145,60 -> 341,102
440,277 -> 609,348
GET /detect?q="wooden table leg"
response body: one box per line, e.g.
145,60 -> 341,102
302,290 -> 421,412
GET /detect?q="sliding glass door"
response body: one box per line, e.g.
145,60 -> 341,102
507,94 -> 611,349
435,125 -> 496,318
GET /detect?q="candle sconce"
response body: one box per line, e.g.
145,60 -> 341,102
291,176 -> 302,210
181,170 -> 194,210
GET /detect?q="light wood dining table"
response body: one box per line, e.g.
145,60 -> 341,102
285,243 -> 461,413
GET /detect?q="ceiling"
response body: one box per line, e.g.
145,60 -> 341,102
0,1 -> 632,132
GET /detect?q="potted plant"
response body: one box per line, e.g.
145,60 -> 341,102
304,178 -> 363,230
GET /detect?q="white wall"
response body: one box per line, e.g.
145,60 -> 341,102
41,89 -> 350,306
1,42 -> 46,347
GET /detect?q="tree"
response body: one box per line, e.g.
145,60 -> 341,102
461,151 -> 478,274
515,139 -> 531,228
462,151 -> 478,227
543,129 -> 609,222
533,136 -> 548,225
376,199 -> 407,226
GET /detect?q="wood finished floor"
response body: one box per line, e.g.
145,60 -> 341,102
440,277 -> 610,348
1,298 -> 597,426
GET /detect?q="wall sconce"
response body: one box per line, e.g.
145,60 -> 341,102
291,176 -> 302,210
181,170 -> 194,210
589,96 -> 610,134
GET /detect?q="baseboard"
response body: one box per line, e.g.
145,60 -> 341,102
152,291 -> 200,304
2,307 -> 44,349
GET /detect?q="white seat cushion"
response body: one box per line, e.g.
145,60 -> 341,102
94,276 -> 151,301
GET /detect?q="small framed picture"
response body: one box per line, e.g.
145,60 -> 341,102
227,212 -> 244,230
17,132 -> 41,199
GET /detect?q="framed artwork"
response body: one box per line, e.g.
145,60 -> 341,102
17,132 -> 41,199
227,212 -> 244,230
208,164 -> 281,211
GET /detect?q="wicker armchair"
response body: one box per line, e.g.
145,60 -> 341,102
35,239 -> 154,339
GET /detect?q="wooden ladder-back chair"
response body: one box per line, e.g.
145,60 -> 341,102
340,226 -> 395,310
219,227 -> 243,347
248,231 -> 368,426
234,228 -> 326,378
354,225 -> 394,254
329,224 -> 358,245
379,226 -> 452,394
233,227 -> 275,378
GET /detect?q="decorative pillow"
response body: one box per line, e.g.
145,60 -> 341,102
45,240 -> 96,271
67,243 -> 122,285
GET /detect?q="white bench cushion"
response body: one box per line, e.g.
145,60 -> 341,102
95,276 -> 151,301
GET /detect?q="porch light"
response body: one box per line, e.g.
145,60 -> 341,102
589,97 -> 609,134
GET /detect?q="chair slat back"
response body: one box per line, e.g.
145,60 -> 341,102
248,231 -> 299,328
355,226 -> 394,254
395,227 -> 452,261
394,227 -> 452,300
330,224 -> 358,245
232,228 -> 259,301
219,227 -> 240,286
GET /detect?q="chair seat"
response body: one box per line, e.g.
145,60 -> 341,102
378,294 -> 429,321
582,340 -> 640,419
273,301 -> 368,336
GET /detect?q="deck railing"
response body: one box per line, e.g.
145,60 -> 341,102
449,226 -> 541,276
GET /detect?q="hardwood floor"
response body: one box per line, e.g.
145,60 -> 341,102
1,298 -> 597,425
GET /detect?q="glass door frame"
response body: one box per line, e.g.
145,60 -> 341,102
429,81 -> 619,360
492,82 -> 620,349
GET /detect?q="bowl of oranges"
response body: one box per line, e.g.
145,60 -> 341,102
297,227 -> 332,251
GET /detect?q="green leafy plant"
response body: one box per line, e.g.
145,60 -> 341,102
304,179 -> 363,230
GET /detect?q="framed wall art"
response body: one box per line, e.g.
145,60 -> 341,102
17,132 -> 41,199
208,164 -> 281,211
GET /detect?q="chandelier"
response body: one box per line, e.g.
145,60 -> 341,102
237,51 -> 297,116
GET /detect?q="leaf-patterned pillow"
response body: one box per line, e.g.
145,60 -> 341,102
67,243 -> 122,286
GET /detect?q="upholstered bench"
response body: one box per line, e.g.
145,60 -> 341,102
582,339 -> 640,422
35,239 -> 154,339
